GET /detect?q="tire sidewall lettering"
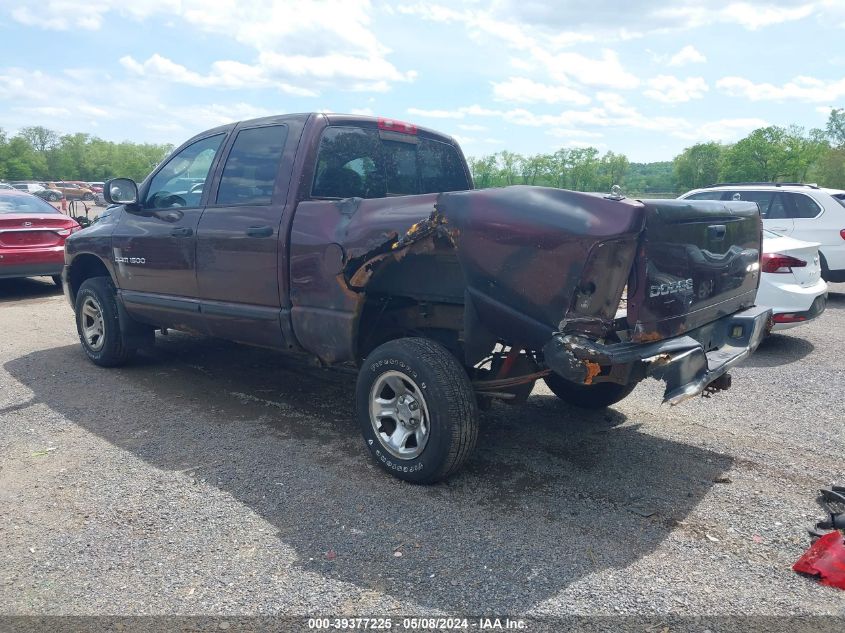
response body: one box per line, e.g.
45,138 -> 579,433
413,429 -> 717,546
368,358 -> 423,386
374,447 -> 424,473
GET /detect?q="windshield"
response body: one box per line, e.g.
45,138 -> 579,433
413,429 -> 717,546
0,192 -> 61,214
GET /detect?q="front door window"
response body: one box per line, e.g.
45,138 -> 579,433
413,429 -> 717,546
144,134 -> 225,209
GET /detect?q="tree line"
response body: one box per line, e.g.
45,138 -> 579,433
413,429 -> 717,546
467,108 -> 845,194
1,109 -> 844,193
0,126 -> 173,183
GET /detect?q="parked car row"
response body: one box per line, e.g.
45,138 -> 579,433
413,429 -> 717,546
0,181 -> 106,202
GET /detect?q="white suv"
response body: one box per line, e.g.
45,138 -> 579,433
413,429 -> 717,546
679,183 -> 845,283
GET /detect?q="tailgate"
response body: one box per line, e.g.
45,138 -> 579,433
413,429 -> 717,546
628,200 -> 761,342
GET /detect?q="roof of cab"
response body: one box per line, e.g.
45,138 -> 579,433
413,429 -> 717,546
185,112 -> 458,146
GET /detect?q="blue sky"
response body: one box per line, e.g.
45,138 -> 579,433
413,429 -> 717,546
1,0 -> 844,162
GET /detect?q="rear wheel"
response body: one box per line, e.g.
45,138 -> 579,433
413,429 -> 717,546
49,192 -> 60,201
356,337 -> 478,484
83,192 -> 94,201
74,277 -> 135,367
544,372 -> 636,409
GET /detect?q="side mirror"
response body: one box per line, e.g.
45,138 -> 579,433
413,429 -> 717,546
104,178 -> 139,206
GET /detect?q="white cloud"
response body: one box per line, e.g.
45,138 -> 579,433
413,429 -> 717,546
407,94 -> 765,145
491,77 -> 591,105
482,0 -> 816,36
537,49 -> 640,89
168,103 -> 276,129
457,123 -> 488,131
561,139 -> 605,149
548,128 -> 604,139
120,50 -> 415,96
716,2 -> 816,30
717,75 -> 845,102
407,105 -> 500,119
644,75 -> 709,103
682,117 -> 769,141
667,45 -> 706,66
9,1 -> 416,96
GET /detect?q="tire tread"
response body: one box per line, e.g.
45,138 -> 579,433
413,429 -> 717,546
357,337 -> 478,483
76,276 -> 133,367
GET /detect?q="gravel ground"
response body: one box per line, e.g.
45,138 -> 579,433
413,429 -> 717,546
0,278 -> 844,618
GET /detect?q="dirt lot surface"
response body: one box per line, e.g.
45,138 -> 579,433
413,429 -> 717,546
1,278 -> 844,618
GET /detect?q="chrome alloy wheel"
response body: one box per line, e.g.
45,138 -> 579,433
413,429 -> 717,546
369,370 -> 431,459
80,296 -> 106,352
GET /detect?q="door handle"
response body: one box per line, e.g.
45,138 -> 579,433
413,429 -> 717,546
171,227 -> 193,237
247,225 -> 273,238
707,224 -> 726,241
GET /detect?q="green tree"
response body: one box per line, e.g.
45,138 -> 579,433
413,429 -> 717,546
519,153 -> 548,185
548,149 -> 570,189
597,151 -> 629,190
673,142 -> 723,190
812,147 -> 845,188
721,126 -> 793,181
1,137 -> 48,179
826,108 -> 845,148
497,150 -> 522,186
568,147 -> 600,190
467,155 -> 497,188
18,126 -> 60,154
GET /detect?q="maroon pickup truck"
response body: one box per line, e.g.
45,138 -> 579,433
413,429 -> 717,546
63,113 -> 770,483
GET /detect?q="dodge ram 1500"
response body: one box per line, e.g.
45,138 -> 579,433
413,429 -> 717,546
63,113 -> 770,483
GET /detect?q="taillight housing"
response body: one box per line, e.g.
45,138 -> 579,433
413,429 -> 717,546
56,224 -> 82,237
840,229 -> 845,241
378,117 -> 417,135
773,313 -> 807,323
761,252 -> 806,274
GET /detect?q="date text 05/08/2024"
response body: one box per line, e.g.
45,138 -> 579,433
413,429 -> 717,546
307,617 -> 527,630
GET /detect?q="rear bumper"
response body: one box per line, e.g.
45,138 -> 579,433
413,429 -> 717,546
0,261 -> 63,279
543,305 -> 771,405
771,293 -> 827,331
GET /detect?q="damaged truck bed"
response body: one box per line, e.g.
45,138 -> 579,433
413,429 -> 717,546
65,112 -> 770,483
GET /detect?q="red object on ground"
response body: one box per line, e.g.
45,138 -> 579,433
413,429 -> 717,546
60,196 -> 67,212
793,531 -> 845,590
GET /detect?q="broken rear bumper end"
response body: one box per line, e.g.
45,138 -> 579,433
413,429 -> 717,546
542,305 -> 771,405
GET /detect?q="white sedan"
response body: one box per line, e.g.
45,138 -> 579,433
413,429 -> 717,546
758,230 -> 828,331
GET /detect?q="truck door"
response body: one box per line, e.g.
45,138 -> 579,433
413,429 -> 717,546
112,132 -> 226,332
195,122 -> 293,348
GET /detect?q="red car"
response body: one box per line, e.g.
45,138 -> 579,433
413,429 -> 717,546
0,190 -> 81,286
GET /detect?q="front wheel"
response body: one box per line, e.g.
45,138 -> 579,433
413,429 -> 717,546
49,192 -> 60,201
544,372 -> 637,409
356,338 -> 478,484
51,275 -> 62,287
74,276 -> 134,367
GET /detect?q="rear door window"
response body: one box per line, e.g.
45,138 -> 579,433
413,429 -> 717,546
216,125 -> 288,206
785,192 -> 822,219
723,191 -> 777,216
684,191 -> 726,200
312,126 -> 469,199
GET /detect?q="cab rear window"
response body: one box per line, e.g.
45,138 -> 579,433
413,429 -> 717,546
312,126 -> 469,199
